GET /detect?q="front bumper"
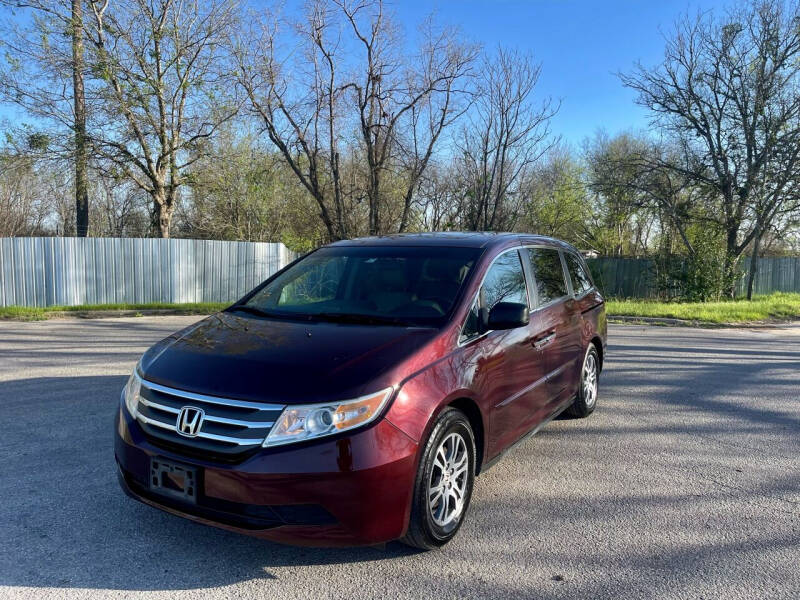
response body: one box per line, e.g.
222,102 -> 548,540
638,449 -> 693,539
115,403 -> 419,546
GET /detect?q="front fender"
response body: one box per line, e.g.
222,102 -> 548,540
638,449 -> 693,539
384,347 -> 488,465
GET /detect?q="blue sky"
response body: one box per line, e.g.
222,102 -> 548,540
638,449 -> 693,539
392,0 -> 732,147
1,0 -> 732,147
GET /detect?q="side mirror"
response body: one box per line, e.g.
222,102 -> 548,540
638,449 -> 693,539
487,302 -> 530,330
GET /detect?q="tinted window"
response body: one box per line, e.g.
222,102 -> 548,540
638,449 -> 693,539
482,251 -> 528,311
243,246 -> 480,326
460,298 -> 481,342
565,252 -> 593,296
526,248 -> 567,304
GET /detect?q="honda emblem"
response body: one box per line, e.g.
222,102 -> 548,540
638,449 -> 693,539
176,406 -> 204,437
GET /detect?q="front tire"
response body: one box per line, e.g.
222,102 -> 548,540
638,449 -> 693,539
567,344 -> 599,418
401,407 -> 476,550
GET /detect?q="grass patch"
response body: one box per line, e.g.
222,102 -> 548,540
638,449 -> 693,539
607,292 -> 800,324
3,294 -> 800,325
0,302 -> 228,321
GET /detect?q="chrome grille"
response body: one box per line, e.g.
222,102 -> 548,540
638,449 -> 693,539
135,376 -> 285,457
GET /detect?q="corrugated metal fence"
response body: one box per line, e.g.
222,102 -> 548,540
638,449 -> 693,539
3,238 -> 797,306
0,237 -> 295,307
587,256 -> 800,298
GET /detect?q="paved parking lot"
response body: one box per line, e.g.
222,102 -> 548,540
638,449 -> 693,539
0,316 -> 798,599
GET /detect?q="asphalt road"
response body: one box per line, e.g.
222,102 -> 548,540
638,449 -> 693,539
0,317 -> 798,599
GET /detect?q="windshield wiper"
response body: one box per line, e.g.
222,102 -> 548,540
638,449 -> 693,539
311,312 -> 407,326
229,305 -> 280,319
230,306 -> 407,325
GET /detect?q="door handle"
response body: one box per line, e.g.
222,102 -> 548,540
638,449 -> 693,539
533,331 -> 556,350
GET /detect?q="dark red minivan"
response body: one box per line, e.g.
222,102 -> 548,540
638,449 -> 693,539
115,233 -> 607,548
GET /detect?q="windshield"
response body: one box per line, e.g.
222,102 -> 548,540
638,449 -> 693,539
237,246 -> 481,326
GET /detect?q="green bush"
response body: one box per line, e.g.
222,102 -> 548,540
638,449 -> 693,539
651,229 -> 735,301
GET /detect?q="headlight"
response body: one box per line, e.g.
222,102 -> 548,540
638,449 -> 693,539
123,367 -> 142,418
263,387 -> 394,447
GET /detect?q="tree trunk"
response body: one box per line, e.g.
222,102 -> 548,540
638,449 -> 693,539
153,189 -> 172,238
72,0 -> 89,237
367,175 -> 380,236
398,186 -> 414,233
746,223 -> 762,301
723,228 -> 740,298
156,206 -> 172,238
313,192 -> 339,243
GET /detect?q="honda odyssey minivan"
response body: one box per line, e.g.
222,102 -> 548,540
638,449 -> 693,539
115,233 -> 607,549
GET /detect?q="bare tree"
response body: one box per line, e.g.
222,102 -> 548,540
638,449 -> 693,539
0,153 -> 47,236
336,2 -> 477,234
233,0 -> 476,241
89,175 -> 150,237
394,21 -> 478,232
84,0 -> 240,237
457,47 -> 558,231
415,162 -> 463,231
621,0 -> 800,296
745,149 -> 800,297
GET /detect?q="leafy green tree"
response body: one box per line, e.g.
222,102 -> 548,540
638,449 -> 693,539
519,146 -> 590,247
180,128 -> 327,250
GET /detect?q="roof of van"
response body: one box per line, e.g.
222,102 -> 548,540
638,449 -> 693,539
329,232 -> 575,251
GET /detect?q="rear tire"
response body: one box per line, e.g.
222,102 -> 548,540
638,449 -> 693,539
401,407 -> 476,550
567,344 -> 599,418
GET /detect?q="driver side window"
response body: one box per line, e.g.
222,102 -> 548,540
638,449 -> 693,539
481,250 -> 528,311
461,250 -> 528,343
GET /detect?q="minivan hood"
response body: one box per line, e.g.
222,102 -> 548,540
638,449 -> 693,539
140,312 -> 439,405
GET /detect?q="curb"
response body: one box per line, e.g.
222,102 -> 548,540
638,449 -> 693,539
0,309 -> 216,321
51,309 -> 215,319
609,315 -> 694,326
608,315 -> 797,329
51,308 -> 210,319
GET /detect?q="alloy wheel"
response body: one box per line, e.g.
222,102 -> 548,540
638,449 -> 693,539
583,351 -> 598,407
427,432 -> 469,528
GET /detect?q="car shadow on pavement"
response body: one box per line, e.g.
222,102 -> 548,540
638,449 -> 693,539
0,375 -> 418,593
606,343 -> 800,431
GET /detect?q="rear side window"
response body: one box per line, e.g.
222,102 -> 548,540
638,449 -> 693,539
565,252 -> 593,296
526,248 -> 567,304
481,250 -> 528,311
